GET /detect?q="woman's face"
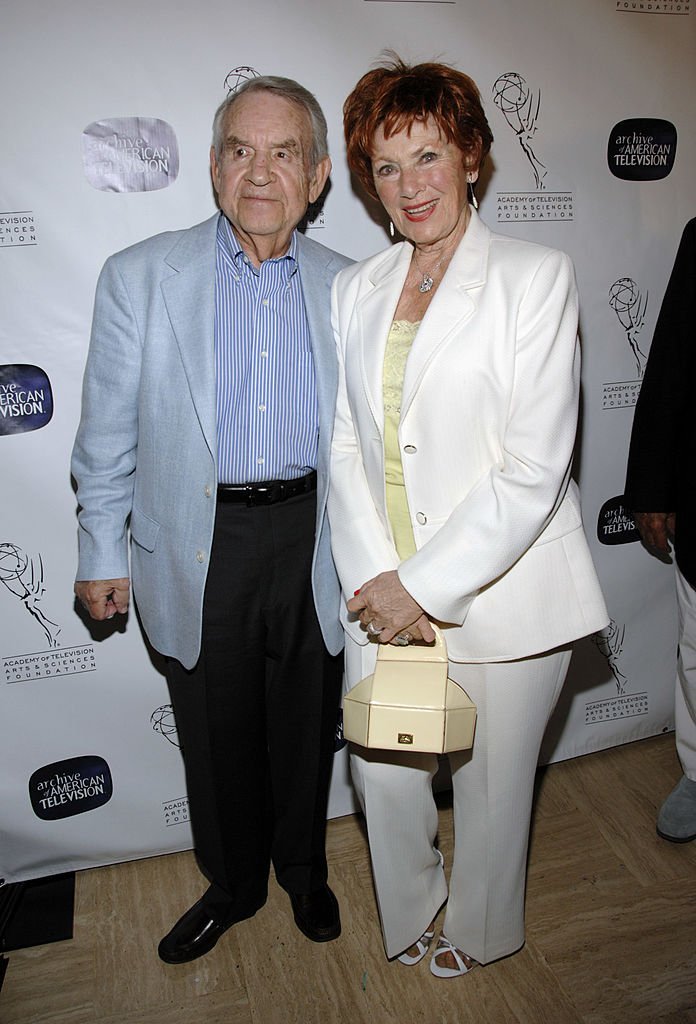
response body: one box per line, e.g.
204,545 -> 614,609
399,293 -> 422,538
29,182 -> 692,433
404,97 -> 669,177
371,117 -> 477,251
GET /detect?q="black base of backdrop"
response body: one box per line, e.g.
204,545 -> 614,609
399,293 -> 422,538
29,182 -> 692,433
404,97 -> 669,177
0,872 -> 75,967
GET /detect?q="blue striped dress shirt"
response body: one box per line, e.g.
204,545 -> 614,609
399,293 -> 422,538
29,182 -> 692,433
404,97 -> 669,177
214,214 -> 319,484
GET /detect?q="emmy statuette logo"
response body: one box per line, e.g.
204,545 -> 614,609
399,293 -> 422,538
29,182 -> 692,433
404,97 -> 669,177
608,278 -> 649,379
1,540 -> 98,685
592,620 -> 628,696
0,543 -> 61,648
585,621 -> 649,725
223,66 -> 260,93
492,72 -> 574,224
601,276 -> 651,410
493,72 -> 546,190
151,704 -> 180,747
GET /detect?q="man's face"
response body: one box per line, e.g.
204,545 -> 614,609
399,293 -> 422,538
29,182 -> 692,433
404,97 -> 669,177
210,90 -> 331,263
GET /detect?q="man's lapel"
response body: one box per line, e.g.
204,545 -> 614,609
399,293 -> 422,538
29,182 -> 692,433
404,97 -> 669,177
160,215 -> 219,459
296,233 -> 340,450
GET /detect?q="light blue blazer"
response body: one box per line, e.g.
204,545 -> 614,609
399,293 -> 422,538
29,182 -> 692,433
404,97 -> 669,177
72,214 -> 352,668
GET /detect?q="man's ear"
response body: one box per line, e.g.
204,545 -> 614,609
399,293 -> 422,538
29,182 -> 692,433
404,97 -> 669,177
308,156 -> 332,204
210,146 -> 221,194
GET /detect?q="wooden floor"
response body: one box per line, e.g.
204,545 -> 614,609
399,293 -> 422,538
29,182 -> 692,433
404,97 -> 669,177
2,733 -> 695,1024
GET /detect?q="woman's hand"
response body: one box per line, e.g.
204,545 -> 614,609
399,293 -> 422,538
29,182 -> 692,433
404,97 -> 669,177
347,570 -> 436,644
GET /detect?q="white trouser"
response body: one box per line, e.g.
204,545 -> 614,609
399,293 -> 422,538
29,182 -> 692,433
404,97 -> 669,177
346,639 -> 571,965
676,566 -> 696,780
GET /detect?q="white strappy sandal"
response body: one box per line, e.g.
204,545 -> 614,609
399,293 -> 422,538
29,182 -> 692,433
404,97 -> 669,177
429,936 -> 478,978
396,925 -> 436,965
396,848 -> 445,966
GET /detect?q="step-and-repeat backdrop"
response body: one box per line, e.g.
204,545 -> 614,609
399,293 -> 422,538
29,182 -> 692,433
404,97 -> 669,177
2,0 -> 694,884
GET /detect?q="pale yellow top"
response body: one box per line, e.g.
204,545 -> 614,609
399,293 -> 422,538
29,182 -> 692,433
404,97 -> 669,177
383,319 -> 420,560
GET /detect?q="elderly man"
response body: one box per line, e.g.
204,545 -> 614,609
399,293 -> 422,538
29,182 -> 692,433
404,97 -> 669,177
71,76 -> 352,963
625,217 -> 696,844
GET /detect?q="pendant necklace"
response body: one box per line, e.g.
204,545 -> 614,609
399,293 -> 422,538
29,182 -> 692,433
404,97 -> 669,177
413,250 -> 447,293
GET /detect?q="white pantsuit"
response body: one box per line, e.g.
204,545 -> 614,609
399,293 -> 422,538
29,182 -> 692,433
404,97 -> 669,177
329,210 -> 608,964
347,639 -> 570,962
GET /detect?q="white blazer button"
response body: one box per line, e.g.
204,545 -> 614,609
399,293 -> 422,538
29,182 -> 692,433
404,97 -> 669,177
196,550 -> 206,563
204,485 -> 212,497
416,512 -> 427,525
403,444 -> 417,454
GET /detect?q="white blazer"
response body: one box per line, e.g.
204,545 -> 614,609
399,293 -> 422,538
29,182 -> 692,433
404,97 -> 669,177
328,210 -> 608,663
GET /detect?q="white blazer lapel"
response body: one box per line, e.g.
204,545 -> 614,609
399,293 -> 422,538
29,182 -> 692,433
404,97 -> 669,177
401,210 -> 489,421
355,243 -> 412,434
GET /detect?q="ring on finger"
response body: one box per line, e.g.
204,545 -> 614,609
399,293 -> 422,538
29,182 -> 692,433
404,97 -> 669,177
366,620 -> 383,636
394,631 -> 412,646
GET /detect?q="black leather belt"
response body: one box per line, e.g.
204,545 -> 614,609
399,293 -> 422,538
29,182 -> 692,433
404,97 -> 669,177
216,470 -> 317,506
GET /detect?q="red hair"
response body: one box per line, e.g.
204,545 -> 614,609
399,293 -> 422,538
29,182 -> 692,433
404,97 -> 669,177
344,56 -> 493,199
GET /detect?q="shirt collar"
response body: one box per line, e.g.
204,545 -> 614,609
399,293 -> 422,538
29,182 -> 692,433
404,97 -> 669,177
217,213 -> 298,276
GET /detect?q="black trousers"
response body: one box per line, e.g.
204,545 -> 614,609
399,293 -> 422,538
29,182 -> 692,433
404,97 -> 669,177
165,490 -> 342,920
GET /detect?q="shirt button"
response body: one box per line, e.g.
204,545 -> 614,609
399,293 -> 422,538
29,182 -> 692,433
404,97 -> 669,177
204,485 -> 212,497
257,456 -> 264,465
258,404 -> 266,412
260,351 -> 268,359
403,444 -> 417,454
262,298 -> 269,306
196,550 -> 206,563
416,512 -> 427,525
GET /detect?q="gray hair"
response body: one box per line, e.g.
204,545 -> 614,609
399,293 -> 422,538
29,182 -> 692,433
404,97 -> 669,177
212,76 -> 329,170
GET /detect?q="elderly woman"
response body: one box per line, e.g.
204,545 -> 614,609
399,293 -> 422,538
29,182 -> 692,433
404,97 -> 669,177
328,58 -> 608,978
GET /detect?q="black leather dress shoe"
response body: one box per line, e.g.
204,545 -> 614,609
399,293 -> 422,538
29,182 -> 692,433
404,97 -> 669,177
158,898 -> 235,964
288,884 -> 341,942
